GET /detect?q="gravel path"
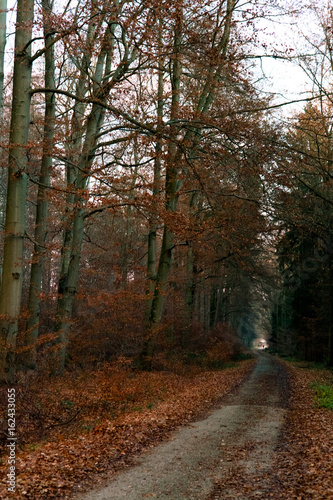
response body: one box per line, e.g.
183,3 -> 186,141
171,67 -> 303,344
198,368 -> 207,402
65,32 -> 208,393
78,353 -> 289,499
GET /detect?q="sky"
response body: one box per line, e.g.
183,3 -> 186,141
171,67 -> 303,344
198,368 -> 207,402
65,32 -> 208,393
251,3 -> 316,117
2,0 -> 319,119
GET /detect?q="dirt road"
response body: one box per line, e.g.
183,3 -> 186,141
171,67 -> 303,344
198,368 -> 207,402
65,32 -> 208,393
78,353 -> 289,499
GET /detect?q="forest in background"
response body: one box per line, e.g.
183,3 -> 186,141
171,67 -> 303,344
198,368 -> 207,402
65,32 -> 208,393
0,0 -> 333,384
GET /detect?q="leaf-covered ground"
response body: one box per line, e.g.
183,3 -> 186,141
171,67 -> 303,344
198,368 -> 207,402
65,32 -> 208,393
209,360 -> 333,499
1,358 -> 332,499
266,361 -> 333,500
0,359 -> 254,499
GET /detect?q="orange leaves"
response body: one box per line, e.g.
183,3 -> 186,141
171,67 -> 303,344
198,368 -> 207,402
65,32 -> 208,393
263,361 -> 333,499
0,359 -> 254,499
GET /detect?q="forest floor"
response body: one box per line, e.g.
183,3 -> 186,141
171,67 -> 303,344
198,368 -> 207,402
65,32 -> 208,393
0,356 -> 254,499
78,352 -> 288,500
0,353 -> 332,499
78,353 -> 333,500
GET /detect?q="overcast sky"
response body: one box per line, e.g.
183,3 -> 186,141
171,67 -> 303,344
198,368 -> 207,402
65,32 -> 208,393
3,0 -> 317,118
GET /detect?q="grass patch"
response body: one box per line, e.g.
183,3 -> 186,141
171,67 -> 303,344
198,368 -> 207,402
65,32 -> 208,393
310,382 -> 333,410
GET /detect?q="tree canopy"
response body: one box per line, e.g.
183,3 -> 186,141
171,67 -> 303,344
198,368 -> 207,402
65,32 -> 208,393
0,0 -> 332,383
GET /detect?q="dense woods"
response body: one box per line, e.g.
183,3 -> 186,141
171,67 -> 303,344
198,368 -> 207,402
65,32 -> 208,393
0,0 -> 332,385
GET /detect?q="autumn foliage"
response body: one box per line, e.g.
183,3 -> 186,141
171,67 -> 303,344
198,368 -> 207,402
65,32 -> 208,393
0,358 -> 254,498
0,0 -> 333,497
264,361 -> 333,499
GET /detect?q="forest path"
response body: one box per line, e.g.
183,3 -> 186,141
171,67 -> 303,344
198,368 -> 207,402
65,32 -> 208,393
78,353 -> 289,500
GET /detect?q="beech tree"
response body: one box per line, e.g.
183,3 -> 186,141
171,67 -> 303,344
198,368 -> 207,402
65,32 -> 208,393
0,0 -> 6,113
140,0 -> 239,367
0,0 -> 280,379
23,0 -> 56,369
34,0 -> 165,372
0,0 -> 34,382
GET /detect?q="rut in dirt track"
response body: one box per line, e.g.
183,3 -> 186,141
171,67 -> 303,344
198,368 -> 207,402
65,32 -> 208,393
77,353 -> 289,500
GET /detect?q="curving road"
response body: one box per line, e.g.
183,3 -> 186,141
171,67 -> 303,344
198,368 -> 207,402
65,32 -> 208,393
78,353 -> 289,500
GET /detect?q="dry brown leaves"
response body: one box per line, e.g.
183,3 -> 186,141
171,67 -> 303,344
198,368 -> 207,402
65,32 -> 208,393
207,360 -> 333,500
266,361 -> 333,500
0,360 -> 254,499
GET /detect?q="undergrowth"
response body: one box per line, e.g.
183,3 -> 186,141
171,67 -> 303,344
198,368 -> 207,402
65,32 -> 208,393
310,382 -> 333,410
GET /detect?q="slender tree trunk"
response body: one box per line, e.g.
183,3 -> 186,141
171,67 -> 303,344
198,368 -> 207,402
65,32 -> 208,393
52,20 -> 126,372
0,0 -> 34,383
0,1 -> 7,288
141,0 -> 236,368
23,0 -> 55,369
52,17 -> 109,373
146,19 -> 164,317
209,285 -> 219,329
328,255 -> 333,366
0,0 -> 6,113
150,9 -> 182,321
181,192 -> 199,346
204,290 -> 210,334
326,133 -> 333,366
139,10 -> 183,368
181,241 -> 196,347
121,137 -> 139,288
57,18 -> 98,305
53,104 -> 104,373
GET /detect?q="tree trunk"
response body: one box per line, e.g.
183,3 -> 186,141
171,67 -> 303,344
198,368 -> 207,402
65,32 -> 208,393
57,17 -> 98,308
181,241 -> 196,347
0,0 -> 34,383
140,11 -> 183,369
0,1 -> 7,287
145,18 -> 164,316
23,0 -> 55,369
52,18 -> 111,373
182,192 -> 199,346
140,0 -> 237,368
52,104 -> 104,373
328,255 -> 333,366
52,19 -> 128,372
121,137 -> 139,288
0,0 -> 6,113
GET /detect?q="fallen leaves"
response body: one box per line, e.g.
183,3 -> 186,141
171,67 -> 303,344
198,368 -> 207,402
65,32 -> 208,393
4,357 -> 330,499
266,361 -> 333,500
0,359 -> 254,499
206,359 -> 333,500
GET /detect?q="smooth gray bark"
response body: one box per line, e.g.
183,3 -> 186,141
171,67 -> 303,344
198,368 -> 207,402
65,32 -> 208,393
0,0 -> 6,113
0,0 -> 34,383
52,13 -> 109,373
53,18 -> 136,373
145,19 -> 164,318
23,0 -> 55,369
53,99 -> 106,374
0,1 -> 7,278
57,17 -> 98,301
121,137 -> 139,288
141,1 -> 236,366
140,10 -> 183,368
182,193 -> 199,346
